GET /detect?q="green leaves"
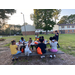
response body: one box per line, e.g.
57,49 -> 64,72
30,9 -> 61,34
32,9 -> 58,34
0,9 -> 16,24
58,14 -> 75,24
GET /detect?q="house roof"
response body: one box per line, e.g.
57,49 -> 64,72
57,24 -> 75,26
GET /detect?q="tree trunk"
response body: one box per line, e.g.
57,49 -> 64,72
46,30 -> 48,35
55,18 -> 56,24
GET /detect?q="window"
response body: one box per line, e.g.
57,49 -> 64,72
67,26 -> 70,28
61,26 -> 64,28
68,30 -> 70,32
72,30 -> 74,32
72,26 -> 74,28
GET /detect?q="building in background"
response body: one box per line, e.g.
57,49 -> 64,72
21,24 -> 75,35
58,24 -> 75,34
21,25 -> 35,35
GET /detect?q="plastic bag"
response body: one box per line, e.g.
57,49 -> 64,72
37,47 -> 42,55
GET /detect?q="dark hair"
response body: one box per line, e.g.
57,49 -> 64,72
39,38 -> 44,43
21,37 -> 24,40
39,36 -> 44,42
41,36 -> 44,39
49,37 -> 53,41
55,30 -> 58,32
39,36 -> 42,39
29,38 -> 32,39
11,40 -> 16,44
53,36 -> 56,40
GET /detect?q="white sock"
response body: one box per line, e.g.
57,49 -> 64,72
50,55 -> 52,58
41,55 -> 45,58
54,55 -> 56,57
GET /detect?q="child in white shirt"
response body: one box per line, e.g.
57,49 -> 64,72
49,36 -> 58,58
24,39 -> 32,56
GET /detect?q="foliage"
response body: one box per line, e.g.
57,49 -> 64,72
31,9 -> 61,34
52,9 -> 61,24
0,24 -> 22,35
58,14 -> 75,24
33,9 -> 55,34
40,31 -> 42,34
0,9 -> 16,24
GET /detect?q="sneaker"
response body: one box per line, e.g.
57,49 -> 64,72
54,55 -> 56,58
15,58 -> 18,61
58,46 -> 60,48
41,55 -> 45,58
12,59 -> 14,61
50,55 -> 52,58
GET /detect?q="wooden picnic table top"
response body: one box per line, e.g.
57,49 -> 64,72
17,42 -> 50,46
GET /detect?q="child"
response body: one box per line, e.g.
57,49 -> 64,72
49,36 -> 58,58
37,37 -> 46,58
34,36 -> 39,42
10,40 -> 22,61
20,37 -> 25,44
24,39 -> 32,56
55,30 -> 60,48
36,34 -> 39,38
39,36 -> 45,43
49,37 -> 53,44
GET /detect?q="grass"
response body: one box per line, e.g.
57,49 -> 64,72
4,43 -> 11,47
1,33 -> 75,56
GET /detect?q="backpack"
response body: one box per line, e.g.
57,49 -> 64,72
21,47 -> 24,53
37,47 -> 42,55
34,42 -> 38,44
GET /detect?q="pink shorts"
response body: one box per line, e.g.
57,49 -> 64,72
50,49 -> 58,52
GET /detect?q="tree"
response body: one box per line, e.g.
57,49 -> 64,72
5,27 -> 10,35
32,9 -> 57,34
57,15 -> 68,24
52,9 -> 61,24
68,14 -> 75,24
58,14 -> 75,24
0,9 -> 16,25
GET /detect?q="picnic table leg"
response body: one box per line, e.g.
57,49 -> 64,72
35,45 -> 37,50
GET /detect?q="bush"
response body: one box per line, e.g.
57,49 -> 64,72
40,31 -> 42,34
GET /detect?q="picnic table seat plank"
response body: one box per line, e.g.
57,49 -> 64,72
13,51 -> 64,57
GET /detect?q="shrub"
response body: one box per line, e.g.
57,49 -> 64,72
40,31 -> 42,34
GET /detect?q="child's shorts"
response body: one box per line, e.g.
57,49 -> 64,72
50,49 -> 58,52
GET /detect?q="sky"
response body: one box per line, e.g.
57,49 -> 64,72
7,9 -> 75,25
8,9 -> 34,25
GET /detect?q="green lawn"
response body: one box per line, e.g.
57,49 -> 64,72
1,33 -> 75,56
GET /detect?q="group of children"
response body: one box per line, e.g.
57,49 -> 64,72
10,30 -> 60,61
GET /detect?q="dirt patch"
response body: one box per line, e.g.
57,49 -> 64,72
0,38 -> 15,47
0,39 -> 5,41
0,47 -> 75,65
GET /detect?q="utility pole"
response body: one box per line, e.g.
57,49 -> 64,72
21,12 -> 26,36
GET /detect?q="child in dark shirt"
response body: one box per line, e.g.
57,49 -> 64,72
55,30 -> 60,48
37,37 -> 46,58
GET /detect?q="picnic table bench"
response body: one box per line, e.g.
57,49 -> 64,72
13,51 -> 64,58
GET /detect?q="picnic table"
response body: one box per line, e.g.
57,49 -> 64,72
30,41 -> 50,50
14,41 -> 64,58
13,51 -> 64,57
